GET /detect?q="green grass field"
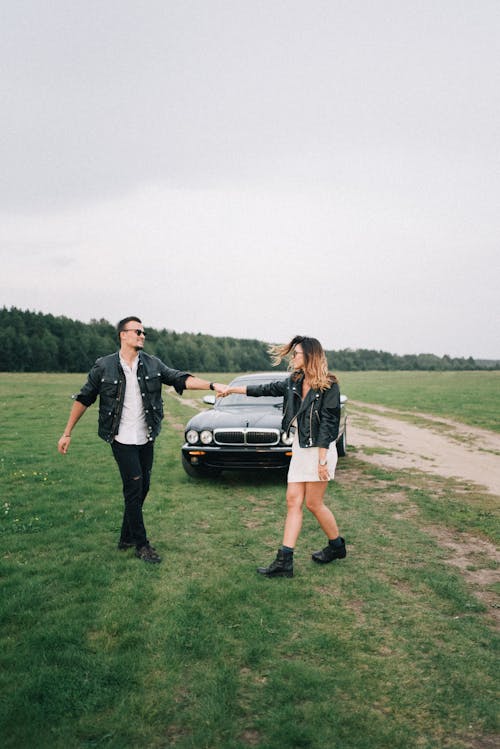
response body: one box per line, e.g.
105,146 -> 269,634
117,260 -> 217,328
336,370 -> 500,432
1,372 -> 498,749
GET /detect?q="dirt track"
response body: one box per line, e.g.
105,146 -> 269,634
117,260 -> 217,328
347,401 -> 500,497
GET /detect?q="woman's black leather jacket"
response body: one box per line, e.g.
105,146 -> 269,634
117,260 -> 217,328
247,373 -> 340,449
75,351 -> 190,443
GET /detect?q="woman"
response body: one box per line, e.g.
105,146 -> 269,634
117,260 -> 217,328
222,335 -> 346,578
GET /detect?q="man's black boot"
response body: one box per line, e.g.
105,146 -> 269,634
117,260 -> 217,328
257,549 -> 293,578
312,537 -> 346,564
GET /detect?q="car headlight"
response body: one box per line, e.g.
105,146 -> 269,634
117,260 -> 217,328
200,430 -> 213,445
186,429 -> 199,445
281,431 -> 294,446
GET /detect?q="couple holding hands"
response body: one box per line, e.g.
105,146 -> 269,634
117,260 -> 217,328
59,318 -> 346,576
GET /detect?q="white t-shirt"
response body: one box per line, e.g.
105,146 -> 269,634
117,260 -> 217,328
114,355 -> 149,445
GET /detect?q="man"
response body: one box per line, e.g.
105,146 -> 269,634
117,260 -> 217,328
58,316 -> 227,563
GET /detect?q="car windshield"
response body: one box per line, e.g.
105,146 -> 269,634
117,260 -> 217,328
217,392 -> 283,408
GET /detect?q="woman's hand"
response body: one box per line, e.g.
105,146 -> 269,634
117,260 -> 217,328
318,460 -> 329,481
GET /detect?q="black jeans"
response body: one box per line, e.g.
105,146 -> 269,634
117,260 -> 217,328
111,440 -> 154,548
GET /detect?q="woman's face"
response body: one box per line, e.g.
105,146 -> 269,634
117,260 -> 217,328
291,346 -> 304,370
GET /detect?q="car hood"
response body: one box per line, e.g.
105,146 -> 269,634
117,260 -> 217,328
186,406 -> 282,431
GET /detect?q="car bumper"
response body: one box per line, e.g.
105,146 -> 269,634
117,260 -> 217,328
181,444 -> 293,471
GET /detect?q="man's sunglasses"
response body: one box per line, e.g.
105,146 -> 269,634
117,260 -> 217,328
123,328 -> 146,337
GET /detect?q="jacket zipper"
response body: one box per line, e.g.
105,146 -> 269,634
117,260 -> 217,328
308,394 -> 322,447
308,401 -> 314,446
285,384 -> 301,431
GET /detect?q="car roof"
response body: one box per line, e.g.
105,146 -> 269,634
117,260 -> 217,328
230,371 -> 289,384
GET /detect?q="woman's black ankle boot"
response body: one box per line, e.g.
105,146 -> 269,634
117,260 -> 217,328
311,537 -> 346,564
257,549 -> 294,578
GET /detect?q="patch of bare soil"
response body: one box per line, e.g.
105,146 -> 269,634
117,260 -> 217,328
425,526 -> 500,625
348,401 -> 500,496
461,735 -> 500,749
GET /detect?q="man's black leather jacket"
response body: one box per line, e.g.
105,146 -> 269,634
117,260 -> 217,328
76,351 -> 190,443
247,373 -> 340,449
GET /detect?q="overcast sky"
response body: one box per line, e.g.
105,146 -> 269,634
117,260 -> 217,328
1,1 -> 499,358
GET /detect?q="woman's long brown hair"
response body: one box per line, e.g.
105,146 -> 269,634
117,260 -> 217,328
268,335 -> 338,390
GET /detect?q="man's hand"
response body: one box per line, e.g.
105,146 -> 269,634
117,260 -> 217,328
58,435 -> 72,454
57,402 -> 87,454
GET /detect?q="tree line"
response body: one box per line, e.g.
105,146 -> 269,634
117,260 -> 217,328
0,307 -> 497,373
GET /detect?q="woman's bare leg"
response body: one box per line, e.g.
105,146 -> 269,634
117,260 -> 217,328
282,482 -> 306,548
305,482 -> 339,539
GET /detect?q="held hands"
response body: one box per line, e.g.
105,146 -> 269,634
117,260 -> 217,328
215,385 -> 237,398
217,385 -> 244,398
212,383 -> 230,397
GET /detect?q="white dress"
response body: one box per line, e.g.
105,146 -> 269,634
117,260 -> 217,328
287,425 -> 338,483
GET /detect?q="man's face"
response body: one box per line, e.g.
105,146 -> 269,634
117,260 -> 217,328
121,323 -> 146,350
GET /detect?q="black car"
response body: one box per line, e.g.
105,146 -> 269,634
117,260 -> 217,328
181,372 -> 348,478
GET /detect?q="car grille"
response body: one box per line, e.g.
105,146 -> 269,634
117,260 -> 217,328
214,428 -> 280,446
204,452 -> 291,469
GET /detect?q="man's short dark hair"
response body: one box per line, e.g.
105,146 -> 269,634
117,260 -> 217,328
117,316 -> 142,343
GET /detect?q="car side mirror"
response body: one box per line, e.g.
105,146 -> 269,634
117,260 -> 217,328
203,394 -> 216,405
